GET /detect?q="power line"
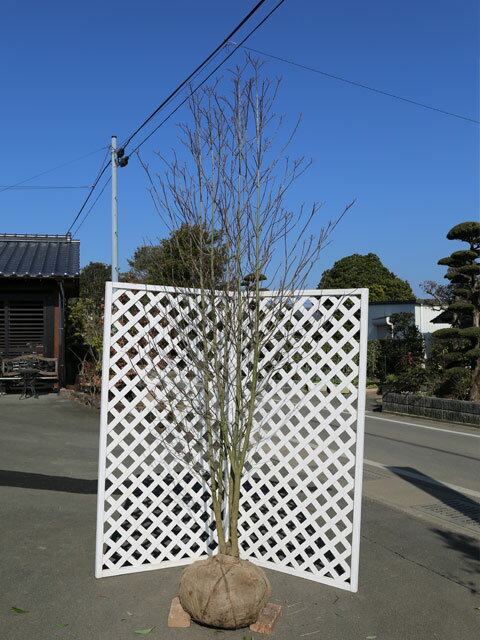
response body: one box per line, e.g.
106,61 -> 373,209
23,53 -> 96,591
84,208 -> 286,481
130,0 -> 287,153
66,148 -> 111,234
67,1 -> 286,233
239,45 -> 480,125
122,0 -> 277,150
126,42 -> 229,151
72,176 -> 111,235
0,147 -> 107,194
0,185 -> 92,190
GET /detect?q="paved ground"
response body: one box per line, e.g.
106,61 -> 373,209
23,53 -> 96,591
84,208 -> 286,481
364,410 -> 480,490
364,390 -> 480,491
0,393 -> 479,639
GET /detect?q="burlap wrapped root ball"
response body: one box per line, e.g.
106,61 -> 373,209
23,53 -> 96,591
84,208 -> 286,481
179,554 -> 271,629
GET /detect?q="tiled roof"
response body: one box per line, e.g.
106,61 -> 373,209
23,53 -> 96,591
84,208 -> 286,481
0,234 -> 80,277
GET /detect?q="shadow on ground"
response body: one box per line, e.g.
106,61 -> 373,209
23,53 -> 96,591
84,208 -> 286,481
387,466 -> 480,523
388,466 -> 480,594
0,469 -> 98,494
431,528 -> 480,593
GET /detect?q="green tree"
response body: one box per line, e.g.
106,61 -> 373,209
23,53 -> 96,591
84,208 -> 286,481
124,223 -> 227,287
366,339 -> 381,379
79,261 -> 111,305
432,221 -> 480,401
122,245 -> 162,284
66,261 -> 110,390
379,312 -> 425,376
318,253 -> 414,301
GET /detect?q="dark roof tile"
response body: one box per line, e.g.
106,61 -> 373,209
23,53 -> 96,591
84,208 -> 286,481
0,234 -> 80,277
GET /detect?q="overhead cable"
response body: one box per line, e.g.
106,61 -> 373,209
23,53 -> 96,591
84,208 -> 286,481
239,45 -> 480,125
122,0 -> 285,151
67,0 -> 286,232
130,0 -> 287,153
72,176 -> 112,235
0,185 -> 92,190
66,148 -> 111,234
0,147 -> 107,194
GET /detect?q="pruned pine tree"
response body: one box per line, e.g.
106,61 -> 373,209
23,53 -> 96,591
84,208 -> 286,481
432,221 -> 480,401
134,60 -> 353,558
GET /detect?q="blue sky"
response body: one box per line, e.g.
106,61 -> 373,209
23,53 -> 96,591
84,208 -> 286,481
1,0 -> 478,295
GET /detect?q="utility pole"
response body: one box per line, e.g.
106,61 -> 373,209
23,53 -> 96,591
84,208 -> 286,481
111,135 -> 119,282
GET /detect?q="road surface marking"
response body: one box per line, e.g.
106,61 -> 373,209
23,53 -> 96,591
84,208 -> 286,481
365,413 -> 480,438
364,459 -> 480,499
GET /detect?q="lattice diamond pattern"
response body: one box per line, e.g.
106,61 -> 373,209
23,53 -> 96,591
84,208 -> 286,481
96,284 -> 368,591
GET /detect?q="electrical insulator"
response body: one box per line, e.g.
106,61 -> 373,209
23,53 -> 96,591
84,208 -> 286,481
118,156 -> 129,167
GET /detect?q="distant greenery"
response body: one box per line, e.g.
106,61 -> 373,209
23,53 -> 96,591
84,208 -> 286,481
366,313 -> 426,393
66,262 -> 110,391
66,225 -> 227,389
79,261 -> 111,305
122,223 -> 226,287
367,339 -> 381,379
381,312 -> 425,376
367,313 -> 426,393
318,253 -> 414,302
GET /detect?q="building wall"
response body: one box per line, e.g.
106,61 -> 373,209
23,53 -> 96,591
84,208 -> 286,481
0,288 -> 55,358
0,279 -> 67,384
413,305 -> 449,334
368,302 -> 415,340
368,301 -> 450,349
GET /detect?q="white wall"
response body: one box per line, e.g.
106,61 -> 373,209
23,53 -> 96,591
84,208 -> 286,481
368,301 -> 450,350
368,302 -> 415,340
414,304 -> 450,349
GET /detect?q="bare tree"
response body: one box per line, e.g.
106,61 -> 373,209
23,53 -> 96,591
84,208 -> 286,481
134,60 -> 353,558
419,280 -> 454,309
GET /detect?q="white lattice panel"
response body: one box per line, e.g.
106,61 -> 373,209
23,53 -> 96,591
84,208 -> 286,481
96,283 -> 368,592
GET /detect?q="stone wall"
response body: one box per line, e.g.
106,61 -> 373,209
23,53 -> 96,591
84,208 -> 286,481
382,392 -> 480,427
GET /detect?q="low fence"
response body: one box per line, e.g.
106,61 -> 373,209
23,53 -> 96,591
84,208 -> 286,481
96,282 -> 369,592
382,392 -> 480,427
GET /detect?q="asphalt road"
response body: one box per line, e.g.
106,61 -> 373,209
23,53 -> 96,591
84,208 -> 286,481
273,390 -> 480,498
363,410 -> 480,495
1,393 -> 479,639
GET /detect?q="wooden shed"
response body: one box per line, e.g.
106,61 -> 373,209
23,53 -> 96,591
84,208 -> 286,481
0,233 -> 80,386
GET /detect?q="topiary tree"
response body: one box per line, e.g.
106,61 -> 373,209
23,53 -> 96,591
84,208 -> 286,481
317,253 -> 414,301
432,221 -> 480,401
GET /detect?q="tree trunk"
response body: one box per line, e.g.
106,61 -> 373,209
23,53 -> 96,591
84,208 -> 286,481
225,468 -> 241,557
469,310 -> 480,402
469,358 -> 480,401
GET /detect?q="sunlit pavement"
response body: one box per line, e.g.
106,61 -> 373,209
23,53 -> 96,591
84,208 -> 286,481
0,393 -> 478,639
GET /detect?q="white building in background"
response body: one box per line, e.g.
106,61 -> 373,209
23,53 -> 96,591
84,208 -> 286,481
368,299 -> 450,349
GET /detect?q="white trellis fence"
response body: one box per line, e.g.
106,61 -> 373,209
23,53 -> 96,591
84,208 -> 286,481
96,282 -> 368,592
